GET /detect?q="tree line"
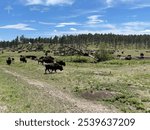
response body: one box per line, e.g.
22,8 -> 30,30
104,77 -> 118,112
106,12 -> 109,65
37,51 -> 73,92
0,33 -> 150,49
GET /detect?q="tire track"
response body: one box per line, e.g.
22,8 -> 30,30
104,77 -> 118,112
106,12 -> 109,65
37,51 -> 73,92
2,68 -> 118,113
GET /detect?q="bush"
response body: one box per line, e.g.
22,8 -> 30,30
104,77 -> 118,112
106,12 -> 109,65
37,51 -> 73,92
94,49 -> 114,62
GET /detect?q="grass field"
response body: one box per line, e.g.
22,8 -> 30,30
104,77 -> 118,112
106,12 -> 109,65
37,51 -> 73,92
0,50 -> 150,113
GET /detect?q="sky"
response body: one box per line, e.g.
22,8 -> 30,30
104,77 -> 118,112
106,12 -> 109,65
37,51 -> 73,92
0,0 -> 150,41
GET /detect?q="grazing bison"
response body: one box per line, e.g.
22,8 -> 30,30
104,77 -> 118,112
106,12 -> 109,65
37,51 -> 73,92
43,56 -> 54,63
44,63 -> 63,74
38,56 -> 45,64
117,55 -> 121,58
38,56 -> 54,65
56,60 -> 66,66
6,57 -> 11,65
140,53 -> 144,59
125,55 -> 132,60
20,55 -> 27,63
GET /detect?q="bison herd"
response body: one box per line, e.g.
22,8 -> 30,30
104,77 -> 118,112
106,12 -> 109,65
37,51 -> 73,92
5,51 -> 146,73
6,55 -> 66,74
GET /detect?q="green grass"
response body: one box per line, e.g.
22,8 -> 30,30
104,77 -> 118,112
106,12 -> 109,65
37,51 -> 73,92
0,68 -> 73,112
0,50 -> 150,112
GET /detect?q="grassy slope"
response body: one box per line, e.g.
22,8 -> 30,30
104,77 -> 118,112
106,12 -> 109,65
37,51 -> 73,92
0,69 -> 76,112
0,50 -> 150,112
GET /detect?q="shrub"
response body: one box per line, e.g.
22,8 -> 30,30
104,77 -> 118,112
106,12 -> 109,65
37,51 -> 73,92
94,49 -> 114,62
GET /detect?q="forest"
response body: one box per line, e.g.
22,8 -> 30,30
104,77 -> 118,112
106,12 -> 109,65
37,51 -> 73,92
0,33 -> 150,49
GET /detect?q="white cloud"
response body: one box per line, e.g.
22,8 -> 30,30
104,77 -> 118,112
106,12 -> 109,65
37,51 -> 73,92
0,23 -> 36,31
24,20 -> 36,23
115,21 -> 150,34
87,15 -> 104,25
25,0 -> 42,5
101,24 -> 116,29
70,28 -> 77,31
141,29 -> 150,33
55,22 -> 79,27
131,4 -> 150,9
54,29 -> 57,32
123,21 -> 150,26
29,6 -> 49,12
105,0 -> 114,7
39,21 -> 55,25
104,0 -> 150,9
84,23 -> 116,30
122,21 -> 150,31
30,23 -> 150,38
25,0 -> 74,6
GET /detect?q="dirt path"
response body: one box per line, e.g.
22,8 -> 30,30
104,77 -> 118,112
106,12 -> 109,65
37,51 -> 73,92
2,68 -> 118,113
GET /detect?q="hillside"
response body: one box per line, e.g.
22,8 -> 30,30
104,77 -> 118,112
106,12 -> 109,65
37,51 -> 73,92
0,50 -> 150,112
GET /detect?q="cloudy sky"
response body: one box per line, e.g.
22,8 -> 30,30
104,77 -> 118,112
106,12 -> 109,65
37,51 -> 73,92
0,0 -> 150,40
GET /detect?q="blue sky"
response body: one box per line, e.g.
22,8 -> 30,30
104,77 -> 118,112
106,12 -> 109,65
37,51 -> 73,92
0,0 -> 150,41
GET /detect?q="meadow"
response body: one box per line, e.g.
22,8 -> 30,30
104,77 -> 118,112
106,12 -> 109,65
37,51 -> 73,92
0,50 -> 150,113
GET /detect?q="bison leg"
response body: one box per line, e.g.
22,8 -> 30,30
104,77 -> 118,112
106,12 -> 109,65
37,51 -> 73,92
45,68 -> 47,74
48,69 -> 51,73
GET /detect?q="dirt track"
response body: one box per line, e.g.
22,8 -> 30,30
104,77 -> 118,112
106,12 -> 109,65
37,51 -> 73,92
2,68 -> 118,113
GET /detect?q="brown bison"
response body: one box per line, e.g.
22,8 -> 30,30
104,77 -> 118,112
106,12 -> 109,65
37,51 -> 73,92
6,57 -> 11,65
20,55 -> 27,63
56,60 -> 66,66
44,63 -> 63,74
38,56 -> 54,65
125,55 -> 132,60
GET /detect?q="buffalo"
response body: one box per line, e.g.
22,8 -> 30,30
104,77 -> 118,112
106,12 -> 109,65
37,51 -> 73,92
125,55 -> 132,60
20,55 -> 27,63
43,56 -> 54,63
38,56 -> 44,64
56,60 -> 66,66
38,56 -> 54,65
139,53 -> 144,59
6,57 -> 11,65
44,63 -> 63,74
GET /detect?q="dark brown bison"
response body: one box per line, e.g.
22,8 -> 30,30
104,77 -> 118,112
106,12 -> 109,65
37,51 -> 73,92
43,56 -> 54,63
56,60 -> 66,66
140,53 -> 144,59
44,63 -> 63,74
6,57 -> 11,65
125,55 -> 132,60
38,56 -> 44,64
38,56 -> 54,64
20,55 -> 27,63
